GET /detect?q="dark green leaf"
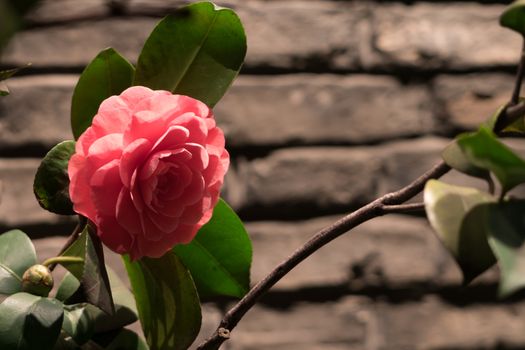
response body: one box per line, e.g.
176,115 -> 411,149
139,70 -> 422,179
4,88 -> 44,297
134,2 -> 246,107
71,48 -> 134,139
0,64 -> 31,82
62,304 -> 94,345
0,230 -> 37,294
104,329 -> 149,350
0,292 -> 63,350
174,199 -> 251,299
424,180 -> 496,283
123,252 -> 201,350
33,141 -> 76,215
442,140 -> 491,181
457,127 -> 525,193
60,227 -> 114,315
500,0 -> 525,36
484,201 -> 525,297
88,266 -> 138,333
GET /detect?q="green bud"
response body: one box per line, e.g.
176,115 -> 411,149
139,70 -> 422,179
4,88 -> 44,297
22,264 -> 54,297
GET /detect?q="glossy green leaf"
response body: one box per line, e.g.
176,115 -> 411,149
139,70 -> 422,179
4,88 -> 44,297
71,48 -> 134,139
0,230 -> 37,294
62,304 -> 94,345
457,127 -> 525,193
483,201 -> 525,297
134,2 -> 246,107
33,141 -> 76,215
123,253 -> 201,350
174,199 -> 252,299
442,140 -> 491,181
60,227 -> 114,315
424,180 -> 496,283
0,292 -> 63,350
501,0 -> 525,35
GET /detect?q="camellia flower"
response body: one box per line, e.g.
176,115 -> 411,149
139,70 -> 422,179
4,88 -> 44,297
68,86 -> 229,259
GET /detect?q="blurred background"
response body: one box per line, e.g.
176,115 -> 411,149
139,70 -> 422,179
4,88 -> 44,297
2,0 -> 525,349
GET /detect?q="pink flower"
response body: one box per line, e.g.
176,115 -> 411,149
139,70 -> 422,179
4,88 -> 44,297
68,86 -> 229,259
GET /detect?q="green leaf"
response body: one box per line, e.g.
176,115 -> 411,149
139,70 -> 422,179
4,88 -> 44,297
71,48 -> 134,139
62,304 -> 94,345
0,230 -> 37,295
60,227 -> 114,315
457,127 -> 525,193
501,0 -> 525,36
33,141 -> 76,215
123,252 -> 201,350
88,266 -> 138,333
483,201 -> 525,297
134,2 -> 246,107
424,180 -> 496,283
0,292 -> 63,350
442,140 -> 491,181
103,329 -> 149,350
173,199 -> 252,299
55,272 -> 80,302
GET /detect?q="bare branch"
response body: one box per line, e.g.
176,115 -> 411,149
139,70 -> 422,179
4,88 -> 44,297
197,161 -> 450,349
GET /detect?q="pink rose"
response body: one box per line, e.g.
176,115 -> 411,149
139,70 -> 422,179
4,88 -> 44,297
68,86 -> 229,259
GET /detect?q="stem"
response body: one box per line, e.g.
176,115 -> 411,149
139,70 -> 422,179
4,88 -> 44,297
42,256 -> 84,267
49,216 -> 87,271
197,161 -> 450,350
511,38 -> 525,105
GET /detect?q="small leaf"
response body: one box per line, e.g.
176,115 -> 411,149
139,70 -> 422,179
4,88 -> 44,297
500,0 -> 525,36
33,140 -> 76,215
134,2 -> 246,107
442,140 -> 491,181
174,199 -> 252,299
484,201 -> 525,297
60,226 -> 114,315
71,48 -> 134,139
424,180 -> 496,283
457,127 -> 525,193
0,64 -> 31,82
0,292 -> 64,350
0,230 -> 37,294
62,304 -> 94,345
123,252 -> 201,350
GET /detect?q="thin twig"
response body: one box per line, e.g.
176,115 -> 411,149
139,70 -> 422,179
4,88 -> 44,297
197,161 -> 450,350
381,202 -> 425,214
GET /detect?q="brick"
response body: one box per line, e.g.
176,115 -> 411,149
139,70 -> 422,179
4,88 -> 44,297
227,295 -> 525,350
433,73 -> 514,131
369,3 -> 520,71
2,18 -> 156,68
377,295 -> 525,349
228,296 -> 370,350
216,75 -> 436,147
237,146 -> 383,216
0,75 -> 75,150
236,138 -> 452,215
247,214 -> 460,291
0,158 -> 72,227
27,0 -> 108,23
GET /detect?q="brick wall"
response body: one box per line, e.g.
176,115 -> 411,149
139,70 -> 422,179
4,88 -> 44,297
1,1 -> 524,349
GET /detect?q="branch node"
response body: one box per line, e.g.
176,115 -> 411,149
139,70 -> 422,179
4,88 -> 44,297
218,328 -> 230,339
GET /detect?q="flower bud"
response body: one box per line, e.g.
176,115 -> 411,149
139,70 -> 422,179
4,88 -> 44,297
22,264 -> 54,297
